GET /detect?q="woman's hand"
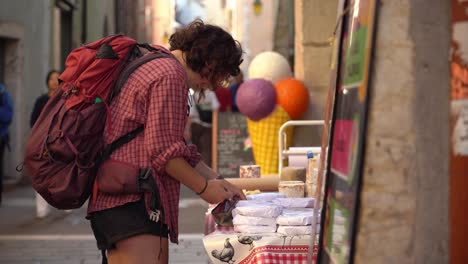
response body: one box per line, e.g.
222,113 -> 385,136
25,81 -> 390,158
165,158 -> 246,204
220,179 -> 246,200
199,179 -> 246,204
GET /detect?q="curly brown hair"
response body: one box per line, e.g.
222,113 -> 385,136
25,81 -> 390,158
169,19 -> 243,89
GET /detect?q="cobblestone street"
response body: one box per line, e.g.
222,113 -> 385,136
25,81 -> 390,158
0,185 -> 210,264
0,234 -> 208,264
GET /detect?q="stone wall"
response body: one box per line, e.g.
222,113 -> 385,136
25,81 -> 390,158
295,0 -> 450,262
354,0 -> 449,262
0,0 -> 50,182
294,0 -> 338,147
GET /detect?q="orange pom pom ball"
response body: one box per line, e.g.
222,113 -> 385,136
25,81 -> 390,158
275,78 -> 309,119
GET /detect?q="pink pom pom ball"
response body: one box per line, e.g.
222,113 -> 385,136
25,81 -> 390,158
236,79 -> 277,121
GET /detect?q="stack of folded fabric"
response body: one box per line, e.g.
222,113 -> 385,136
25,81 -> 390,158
246,192 -> 286,202
232,193 -> 284,234
273,197 -> 319,236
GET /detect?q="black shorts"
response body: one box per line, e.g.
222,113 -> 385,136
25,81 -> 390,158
89,199 -> 169,250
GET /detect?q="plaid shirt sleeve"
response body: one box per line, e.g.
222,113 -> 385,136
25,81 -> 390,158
145,73 -> 201,175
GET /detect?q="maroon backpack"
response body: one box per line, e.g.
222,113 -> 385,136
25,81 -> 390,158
23,35 -> 169,209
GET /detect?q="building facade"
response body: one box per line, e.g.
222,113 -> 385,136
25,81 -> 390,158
0,0 -> 121,183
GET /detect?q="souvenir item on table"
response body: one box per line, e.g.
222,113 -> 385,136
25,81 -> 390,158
280,166 -> 307,182
211,196 -> 241,227
226,176 -> 279,191
287,147 -> 319,174
276,208 -> 315,226
239,164 -> 261,178
233,214 -> 277,226
306,151 -> 318,181
272,197 -> 315,208
233,203 -> 282,218
306,168 -> 319,198
235,199 -> 272,208
234,224 -> 277,234
277,225 -> 313,236
278,180 -> 305,198
243,189 -> 261,196
246,192 -> 286,202
306,151 -> 319,197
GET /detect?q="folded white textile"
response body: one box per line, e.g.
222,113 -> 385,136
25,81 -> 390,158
233,204 -> 282,218
247,192 -> 287,202
277,225 -> 313,236
233,214 -> 277,226
234,224 -> 277,234
236,200 -> 272,207
272,197 -> 315,208
276,208 -> 317,226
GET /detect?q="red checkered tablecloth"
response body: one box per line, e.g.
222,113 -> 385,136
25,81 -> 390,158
238,245 -> 310,264
203,232 -> 317,264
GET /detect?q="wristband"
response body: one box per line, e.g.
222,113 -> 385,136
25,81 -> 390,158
196,178 -> 209,195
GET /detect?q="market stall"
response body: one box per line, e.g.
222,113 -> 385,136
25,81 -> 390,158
203,193 -> 319,264
204,51 -> 325,264
204,118 -> 323,263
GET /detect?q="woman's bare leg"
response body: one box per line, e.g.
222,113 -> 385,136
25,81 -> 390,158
107,234 -> 169,264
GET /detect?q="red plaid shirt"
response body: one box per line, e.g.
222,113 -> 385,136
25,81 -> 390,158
87,46 -> 201,243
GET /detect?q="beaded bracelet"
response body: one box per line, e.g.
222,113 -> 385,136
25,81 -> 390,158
196,178 -> 209,195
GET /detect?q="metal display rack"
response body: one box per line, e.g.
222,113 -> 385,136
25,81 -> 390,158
278,120 -> 324,172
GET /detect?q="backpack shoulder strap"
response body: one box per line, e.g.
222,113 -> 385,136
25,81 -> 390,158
100,50 -> 172,163
108,50 -> 172,102
99,125 -> 144,164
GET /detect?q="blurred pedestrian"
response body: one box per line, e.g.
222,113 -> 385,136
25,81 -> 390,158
188,89 -> 220,167
87,19 -> 245,264
228,71 -> 243,112
0,83 -> 13,206
30,70 -> 59,127
30,69 -> 59,218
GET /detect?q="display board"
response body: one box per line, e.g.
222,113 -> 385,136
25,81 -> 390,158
318,0 -> 378,263
312,0 -> 346,259
450,0 -> 468,261
212,111 -> 255,178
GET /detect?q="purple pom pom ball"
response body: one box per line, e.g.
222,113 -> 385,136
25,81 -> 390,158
236,79 -> 277,121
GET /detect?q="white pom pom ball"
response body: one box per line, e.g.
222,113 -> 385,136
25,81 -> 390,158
248,51 -> 292,84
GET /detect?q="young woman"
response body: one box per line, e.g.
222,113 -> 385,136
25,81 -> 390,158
87,19 -> 245,264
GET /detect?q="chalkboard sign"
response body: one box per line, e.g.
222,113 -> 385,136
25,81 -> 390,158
212,111 -> 255,178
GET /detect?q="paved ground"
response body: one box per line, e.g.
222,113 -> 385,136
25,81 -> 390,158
0,234 -> 209,264
0,184 -> 211,264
